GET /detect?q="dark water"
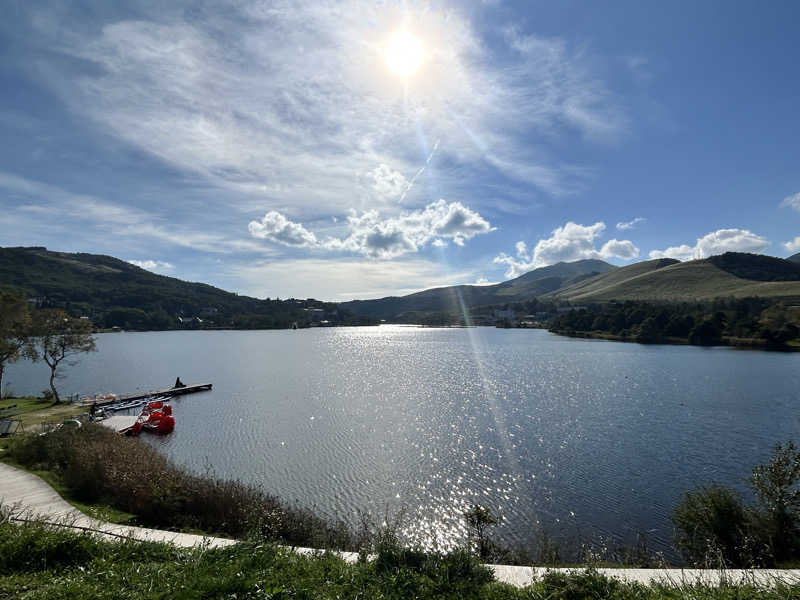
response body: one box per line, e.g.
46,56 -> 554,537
7,326 -> 800,557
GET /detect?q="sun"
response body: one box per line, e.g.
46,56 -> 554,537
385,30 -> 424,77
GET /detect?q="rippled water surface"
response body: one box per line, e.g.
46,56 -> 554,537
8,326 -> 800,556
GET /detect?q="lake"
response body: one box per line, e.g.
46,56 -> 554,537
6,326 -> 799,558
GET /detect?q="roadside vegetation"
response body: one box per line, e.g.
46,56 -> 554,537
4,424 -> 355,549
673,442 -> 800,568
3,517 -> 800,600
7,423 -> 800,571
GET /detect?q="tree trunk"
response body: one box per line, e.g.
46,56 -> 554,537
0,363 -> 4,399
49,367 -> 60,404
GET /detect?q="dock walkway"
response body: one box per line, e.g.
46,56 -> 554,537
83,383 -> 212,407
1,462 -> 799,588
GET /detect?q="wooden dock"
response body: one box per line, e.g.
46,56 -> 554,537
98,415 -> 139,434
85,383 -> 212,407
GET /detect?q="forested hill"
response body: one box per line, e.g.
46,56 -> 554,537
789,252 -> 800,264
0,246 -> 370,330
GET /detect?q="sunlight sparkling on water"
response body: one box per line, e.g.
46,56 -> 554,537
7,325 -> 800,558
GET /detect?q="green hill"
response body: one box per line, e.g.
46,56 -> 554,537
542,258 -> 679,301
548,253 -> 800,303
340,259 -> 615,319
788,252 -> 800,264
0,246 -> 366,330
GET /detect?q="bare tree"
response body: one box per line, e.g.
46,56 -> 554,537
0,292 -> 34,398
32,309 -> 96,403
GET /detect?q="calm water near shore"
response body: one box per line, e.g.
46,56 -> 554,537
7,326 -> 800,558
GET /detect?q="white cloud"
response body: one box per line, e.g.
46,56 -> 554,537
474,277 -> 497,286
248,211 -> 318,248
648,228 -> 770,261
616,217 -> 646,230
128,259 -> 174,272
249,200 -> 494,259
371,164 -> 408,200
493,221 -> 639,278
648,244 -> 695,261
780,192 -> 800,212
784,237 -> 800,253
600,238 -> 639,259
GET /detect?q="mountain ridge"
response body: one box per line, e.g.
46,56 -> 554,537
4,246 -> 800,327
343,252 -> 800,319
0,246 -> 367,330
340,259 -> 616,319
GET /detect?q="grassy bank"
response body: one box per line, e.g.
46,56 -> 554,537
1,425 -> 670,568
0,396 -> 84,431
4,424 -> 356,549
2,519 -> 799,600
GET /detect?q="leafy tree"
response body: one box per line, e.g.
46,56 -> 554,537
463,504 -> 498,560
750,442 -> 800,561
688,318 -> 722,345
635,316 -> 663,343
31,309 -> 96,403
0,292 -> 34,397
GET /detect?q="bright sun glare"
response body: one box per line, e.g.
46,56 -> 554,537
385,30 -> 424,77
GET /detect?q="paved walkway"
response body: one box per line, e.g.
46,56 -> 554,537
2,461 -> 800,588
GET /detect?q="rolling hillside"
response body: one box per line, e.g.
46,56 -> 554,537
0,246 -> 364,329
789,252 -> 800,264
340,259 -> 615,319
344,253 -> 800,321
547,253 -> 800,303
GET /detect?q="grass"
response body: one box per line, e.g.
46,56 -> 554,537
5,424 -> 356,549
0,396 -> 84,429
552,260 -> 800,303
2,519 -> 799,600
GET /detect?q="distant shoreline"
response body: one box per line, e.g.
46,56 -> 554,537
549,328 -> 800,352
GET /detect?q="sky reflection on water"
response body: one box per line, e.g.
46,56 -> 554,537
7,326 -> 800,557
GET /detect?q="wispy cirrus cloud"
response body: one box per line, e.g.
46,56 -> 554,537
249,200 -> 494,259
780,192 -> 800,212
27,0 -> 625,220
0,172 -> 267,255
649,228 -> 770,261
493,221 -> 639,277
616,217 -> 646,230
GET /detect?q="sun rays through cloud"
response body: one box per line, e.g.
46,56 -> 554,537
1,1 -> 796,299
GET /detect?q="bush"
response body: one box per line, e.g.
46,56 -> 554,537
7,425 -> 354,549
672,485 -> 752,566
673,442 -> 800,567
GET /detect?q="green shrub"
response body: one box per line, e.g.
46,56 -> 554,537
750,441 -> 800,562
672,485 -> 752,567
7,425 -> 355,549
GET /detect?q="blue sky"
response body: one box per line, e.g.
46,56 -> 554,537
1,0 -> 799,300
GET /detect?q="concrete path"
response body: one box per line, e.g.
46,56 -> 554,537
2,461 -> 800,588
